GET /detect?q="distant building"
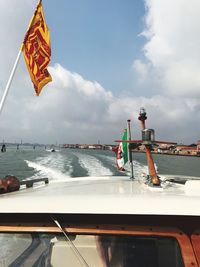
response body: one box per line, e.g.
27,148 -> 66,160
62,143 -> 113,150
157,144 -> 176,154
88,144 -> 103,149
175,145 -> 197,155
79,144 -> 88,149
196,140 -> 200,155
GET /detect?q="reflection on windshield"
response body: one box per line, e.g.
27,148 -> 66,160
0,233 -> 184,267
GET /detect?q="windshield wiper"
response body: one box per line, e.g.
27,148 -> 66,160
51,215 -> 90,267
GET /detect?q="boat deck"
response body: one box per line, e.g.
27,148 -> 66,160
0,176 -> 199,216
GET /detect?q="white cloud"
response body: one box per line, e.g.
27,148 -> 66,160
132,60 -> 150,84
0,1 -> 37,81
1,63 -> 115,144
135,0 -> 200,97
2,57 -> 199,144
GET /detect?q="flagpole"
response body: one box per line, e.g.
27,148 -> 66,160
0,49 -> 22,116
0,0 -> 43,116
0,2 -> 33,116
127,119 -> 134,179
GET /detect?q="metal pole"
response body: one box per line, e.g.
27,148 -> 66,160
0,0 -> 42,117
127,119 -> 134,179
0,49 -> 22,116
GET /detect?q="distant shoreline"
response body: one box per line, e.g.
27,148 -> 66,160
131,150 -> 200,157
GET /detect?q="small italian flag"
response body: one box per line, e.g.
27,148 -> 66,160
114,129 -> 128,170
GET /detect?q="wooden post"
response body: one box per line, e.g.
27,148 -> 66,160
138,108 -> 160,186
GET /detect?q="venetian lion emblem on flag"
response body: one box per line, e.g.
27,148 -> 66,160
22,1 -> 52,96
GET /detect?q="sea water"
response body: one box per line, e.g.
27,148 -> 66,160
0,146 -> 199,182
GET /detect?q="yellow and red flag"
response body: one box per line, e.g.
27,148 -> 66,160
22,0 -> 52,96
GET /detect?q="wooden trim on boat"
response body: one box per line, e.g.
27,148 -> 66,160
63,225 -> 198,267
0,223 -> 198,267
191,230 -> 200,266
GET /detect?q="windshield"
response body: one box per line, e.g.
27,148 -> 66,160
0,232 -> 184,267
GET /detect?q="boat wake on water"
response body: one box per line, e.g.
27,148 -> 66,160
74,152 -> 114,177
22,149 -> 152,184
25,160 -> 72,181
24,152 -> 73,181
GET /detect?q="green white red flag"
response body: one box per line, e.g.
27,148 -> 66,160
114,128 -> 128,170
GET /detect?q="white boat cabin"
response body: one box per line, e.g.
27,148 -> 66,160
0,176 -> 199,267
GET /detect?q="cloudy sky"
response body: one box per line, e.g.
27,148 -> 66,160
0,0 -> 200,145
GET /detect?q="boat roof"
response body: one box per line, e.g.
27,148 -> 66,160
0,175 -> 200,216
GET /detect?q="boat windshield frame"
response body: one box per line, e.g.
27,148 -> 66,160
0,222 -> 197,267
